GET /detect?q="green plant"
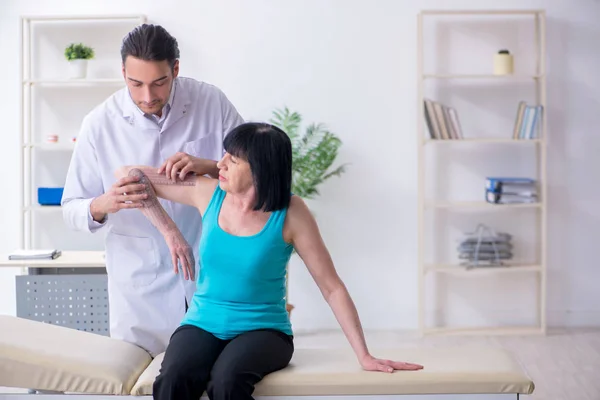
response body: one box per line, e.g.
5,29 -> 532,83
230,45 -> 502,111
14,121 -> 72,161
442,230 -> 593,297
64,43 -> 95,61
269,107 -> 347,199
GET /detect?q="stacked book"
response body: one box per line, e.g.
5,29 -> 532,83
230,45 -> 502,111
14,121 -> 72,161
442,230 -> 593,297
485,177 -> 538,204
7,249 -> 62,260
457,224 -> 513,268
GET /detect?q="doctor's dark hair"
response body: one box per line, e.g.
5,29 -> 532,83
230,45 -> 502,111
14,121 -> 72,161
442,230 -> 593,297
120,24 -> 180,69
223,122 -> 292,212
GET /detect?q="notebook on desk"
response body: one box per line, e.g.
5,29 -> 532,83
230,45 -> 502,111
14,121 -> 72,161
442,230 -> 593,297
7,249 -> 62,260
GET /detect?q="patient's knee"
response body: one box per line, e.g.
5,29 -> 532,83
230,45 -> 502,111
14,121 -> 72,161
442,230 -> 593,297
154,369 -> 186,388
153,368 -> 200,397
208,370 -> 254,398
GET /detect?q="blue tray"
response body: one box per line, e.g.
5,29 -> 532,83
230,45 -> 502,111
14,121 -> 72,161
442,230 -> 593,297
38,187 -> 64,206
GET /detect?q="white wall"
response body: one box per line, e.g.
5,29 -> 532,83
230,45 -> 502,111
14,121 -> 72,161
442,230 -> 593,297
1,0 -> 599,331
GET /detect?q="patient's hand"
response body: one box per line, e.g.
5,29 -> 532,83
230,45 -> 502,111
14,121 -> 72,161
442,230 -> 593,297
164,230 -> 196,281
360,354 -> 423,373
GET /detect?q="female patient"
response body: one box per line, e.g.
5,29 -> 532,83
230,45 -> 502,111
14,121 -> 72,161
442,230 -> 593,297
116,122 -> 423,400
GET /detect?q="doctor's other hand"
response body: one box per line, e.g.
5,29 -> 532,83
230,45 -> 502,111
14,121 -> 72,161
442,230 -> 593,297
165,231 -> 195,281
360,354 -> 424,373
158,152 -> 210,182
90,176 -> 148,222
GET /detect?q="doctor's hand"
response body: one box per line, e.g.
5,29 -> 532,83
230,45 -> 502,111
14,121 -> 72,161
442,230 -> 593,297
90,176 -> 148,222
158,152 -> 217,181
360,354 -> 423,373
164,230 -> 195,281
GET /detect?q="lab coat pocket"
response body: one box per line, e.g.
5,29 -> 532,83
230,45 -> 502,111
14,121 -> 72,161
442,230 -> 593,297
106,232 -> 159,288
183,136 -> 222,161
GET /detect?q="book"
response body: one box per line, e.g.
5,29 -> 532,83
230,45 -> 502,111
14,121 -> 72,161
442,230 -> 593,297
512,102 -> 543,139
485,177 -> 538,204
7,249 -> 62,260
486,190 -> 538,204
423,99 -> 463,140
486,177 -> 536,191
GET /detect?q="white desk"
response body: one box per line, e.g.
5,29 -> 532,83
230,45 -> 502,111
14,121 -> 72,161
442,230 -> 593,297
0,251 -> 105,269
1,250 -> 110,335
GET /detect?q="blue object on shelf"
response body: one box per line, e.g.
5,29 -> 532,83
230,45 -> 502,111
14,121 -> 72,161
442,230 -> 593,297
37,187 -> 64,206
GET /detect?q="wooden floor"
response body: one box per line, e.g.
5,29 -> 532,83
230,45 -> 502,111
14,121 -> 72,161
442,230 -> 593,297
1,327 -> 599,399
292,327 -> 600,400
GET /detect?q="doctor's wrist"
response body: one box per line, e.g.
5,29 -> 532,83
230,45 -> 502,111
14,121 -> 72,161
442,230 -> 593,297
90,197 -> 107,223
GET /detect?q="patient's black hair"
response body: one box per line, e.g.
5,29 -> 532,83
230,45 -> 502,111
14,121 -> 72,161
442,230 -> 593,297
120,24 -> 180,70
223,122 -> 292,212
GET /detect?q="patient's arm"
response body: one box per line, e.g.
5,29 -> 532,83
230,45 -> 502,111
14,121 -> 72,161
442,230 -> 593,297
123,167 -> 196,281
288,196 -> 423,372
115,165 -> 216,213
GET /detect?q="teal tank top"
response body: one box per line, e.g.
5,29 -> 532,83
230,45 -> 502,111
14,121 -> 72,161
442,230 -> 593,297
181,185 -> 294,339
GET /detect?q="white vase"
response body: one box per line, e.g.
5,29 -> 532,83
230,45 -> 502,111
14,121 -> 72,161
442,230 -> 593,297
68,59 -> 88,79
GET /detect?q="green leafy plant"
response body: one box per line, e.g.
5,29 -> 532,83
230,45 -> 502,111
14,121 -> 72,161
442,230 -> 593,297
64,43 -> 95,61
269,107 -> 347,199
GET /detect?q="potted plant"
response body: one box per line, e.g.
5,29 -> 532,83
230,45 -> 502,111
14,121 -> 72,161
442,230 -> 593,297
270,107 -> 347,199
64,43 -> 95,79
269,107 -> 348,317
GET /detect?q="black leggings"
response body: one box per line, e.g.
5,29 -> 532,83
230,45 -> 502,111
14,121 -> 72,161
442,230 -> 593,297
152,324 -> 294,400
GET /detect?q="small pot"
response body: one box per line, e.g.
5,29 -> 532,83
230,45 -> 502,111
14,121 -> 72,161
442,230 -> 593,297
494,50 -> 514,75
68,59 -> 88,79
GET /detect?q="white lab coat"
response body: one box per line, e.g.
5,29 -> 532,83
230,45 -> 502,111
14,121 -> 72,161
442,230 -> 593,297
61,77 -> 244,356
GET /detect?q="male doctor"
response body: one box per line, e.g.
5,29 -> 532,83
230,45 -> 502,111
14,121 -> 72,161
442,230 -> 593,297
61,24 -> 244,356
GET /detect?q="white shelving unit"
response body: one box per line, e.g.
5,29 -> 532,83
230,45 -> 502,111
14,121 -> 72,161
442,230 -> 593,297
416,10 -> 547,335
19,14 -> 146,263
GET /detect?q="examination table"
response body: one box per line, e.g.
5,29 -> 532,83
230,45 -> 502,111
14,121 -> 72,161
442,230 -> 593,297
0,315 -> 535,399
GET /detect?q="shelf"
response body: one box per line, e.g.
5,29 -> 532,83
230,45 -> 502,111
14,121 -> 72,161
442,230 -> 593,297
24,143 -> 76,150
0,250 -> 105,269
23,205 -> 62,212
23,14 -> 146,23
417,9 -> 547,336
420,9 -> 544,16
423,138 -> 543,144
19,14 -> 144,257
423,325 -> 544,336
24,79 -> 124,86
424,264 -> 542,275
426,201 -> 542,209
422,74 -> 543,80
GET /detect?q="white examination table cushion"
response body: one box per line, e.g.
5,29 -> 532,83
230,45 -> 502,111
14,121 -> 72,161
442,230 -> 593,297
0,315 -> 151,395
0,315 -> 535,397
